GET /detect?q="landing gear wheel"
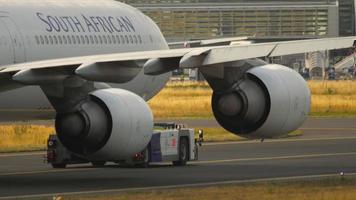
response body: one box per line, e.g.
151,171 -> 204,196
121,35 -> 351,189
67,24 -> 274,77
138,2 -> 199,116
135,150 -> 150,168
173,138 -> 189,166
141,149 -> 150,168
51,163 -> 67,168
91,161 -> 106,167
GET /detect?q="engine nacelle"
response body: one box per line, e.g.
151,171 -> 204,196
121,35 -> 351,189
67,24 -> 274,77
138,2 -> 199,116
55,88 -> 153,161
212,64 -> 310,139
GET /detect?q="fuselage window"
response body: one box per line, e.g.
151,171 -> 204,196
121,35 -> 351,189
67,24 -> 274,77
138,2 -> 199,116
44,35 -> 49,45
72,35 -> 76,44
40,36 -> 44,45
63,36 -> 67,44
80,35 -> 85,44
138,35 -> 142,44
125,35 -> 129,44
67,36 -> 72,44
54,36 -> 58,45
76,35 -> 81,45
35,36 -> 40,45
121,35 -> 125,44
112,35 -> 116,44
107,35 -> 112,44
133,35 -> 138,44
57,36 -> 62,44
94,35 -> 98,44
49,35 -> 53,45
98,35 -> 103,44
116,35 -> 120,44
85,35 -> 89,44
102,35 -> 107,44
129,35 -> 133,44
90,35 -> 94,44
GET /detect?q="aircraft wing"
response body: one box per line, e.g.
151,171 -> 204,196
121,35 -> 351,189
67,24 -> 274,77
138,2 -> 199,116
0,37 -> 355,85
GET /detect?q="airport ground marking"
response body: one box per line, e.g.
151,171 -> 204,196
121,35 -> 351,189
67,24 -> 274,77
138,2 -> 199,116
0,152 -> 45,157
192,152 -> 356,165
2,172 -> 356,200
300,127 -> 356,131
205,136 -> 356,146
1,152 -> 356,177
0,167 -> 96,177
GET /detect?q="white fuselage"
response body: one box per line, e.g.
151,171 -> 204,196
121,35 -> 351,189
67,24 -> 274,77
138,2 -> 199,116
0,0 -> 171,121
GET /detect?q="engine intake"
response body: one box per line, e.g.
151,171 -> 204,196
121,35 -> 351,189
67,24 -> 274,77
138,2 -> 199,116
212,64 -> 310,139
55,88 -> 153,160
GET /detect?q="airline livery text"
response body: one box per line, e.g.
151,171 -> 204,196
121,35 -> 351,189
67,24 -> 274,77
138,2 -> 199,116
36,12 -> 136,34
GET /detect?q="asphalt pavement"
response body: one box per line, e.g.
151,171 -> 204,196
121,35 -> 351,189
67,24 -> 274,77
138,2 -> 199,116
0,117 -> 355,199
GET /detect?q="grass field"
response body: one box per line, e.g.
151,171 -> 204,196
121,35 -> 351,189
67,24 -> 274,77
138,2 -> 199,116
0,125 -> 54,152
0,126 -> 302,153
192,128 -> 302,142
0,80 -> 354,153
63,177 -> 356,200
149,80 -> 356,119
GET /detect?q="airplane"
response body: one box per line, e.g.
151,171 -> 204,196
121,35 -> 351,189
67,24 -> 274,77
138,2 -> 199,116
0,0 -> 355,161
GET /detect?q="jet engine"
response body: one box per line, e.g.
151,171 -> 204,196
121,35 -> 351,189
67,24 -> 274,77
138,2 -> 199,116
212,64 -> 310,139
55,88 -> 153,161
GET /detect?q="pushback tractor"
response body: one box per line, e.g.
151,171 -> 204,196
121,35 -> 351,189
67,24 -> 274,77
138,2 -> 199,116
46,123 -> 201,168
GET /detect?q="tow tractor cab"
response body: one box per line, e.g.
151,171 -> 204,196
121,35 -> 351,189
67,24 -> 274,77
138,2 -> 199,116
46,123 -> 200,168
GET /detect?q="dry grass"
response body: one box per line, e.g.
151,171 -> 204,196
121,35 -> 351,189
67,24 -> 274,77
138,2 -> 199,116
149,80 -> 356,118
311,95 -> 356,116
64,177 -> 356,200
0,125 -> 54,153
0,80 -> 353,153
149,81 -> 212,119
307,80 -> 356,95
195,128 -> 242,142
194,128 -> 302,142
0,126 -> 300,153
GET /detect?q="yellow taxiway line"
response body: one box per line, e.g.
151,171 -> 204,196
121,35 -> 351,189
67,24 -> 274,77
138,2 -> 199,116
205,136 -> 356,146
0,152 -> 45,158
193,152 -> 356,165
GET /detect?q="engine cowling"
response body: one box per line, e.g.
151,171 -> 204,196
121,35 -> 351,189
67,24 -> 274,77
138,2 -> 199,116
212,64 -> 310,139
55,88 -> 153,160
